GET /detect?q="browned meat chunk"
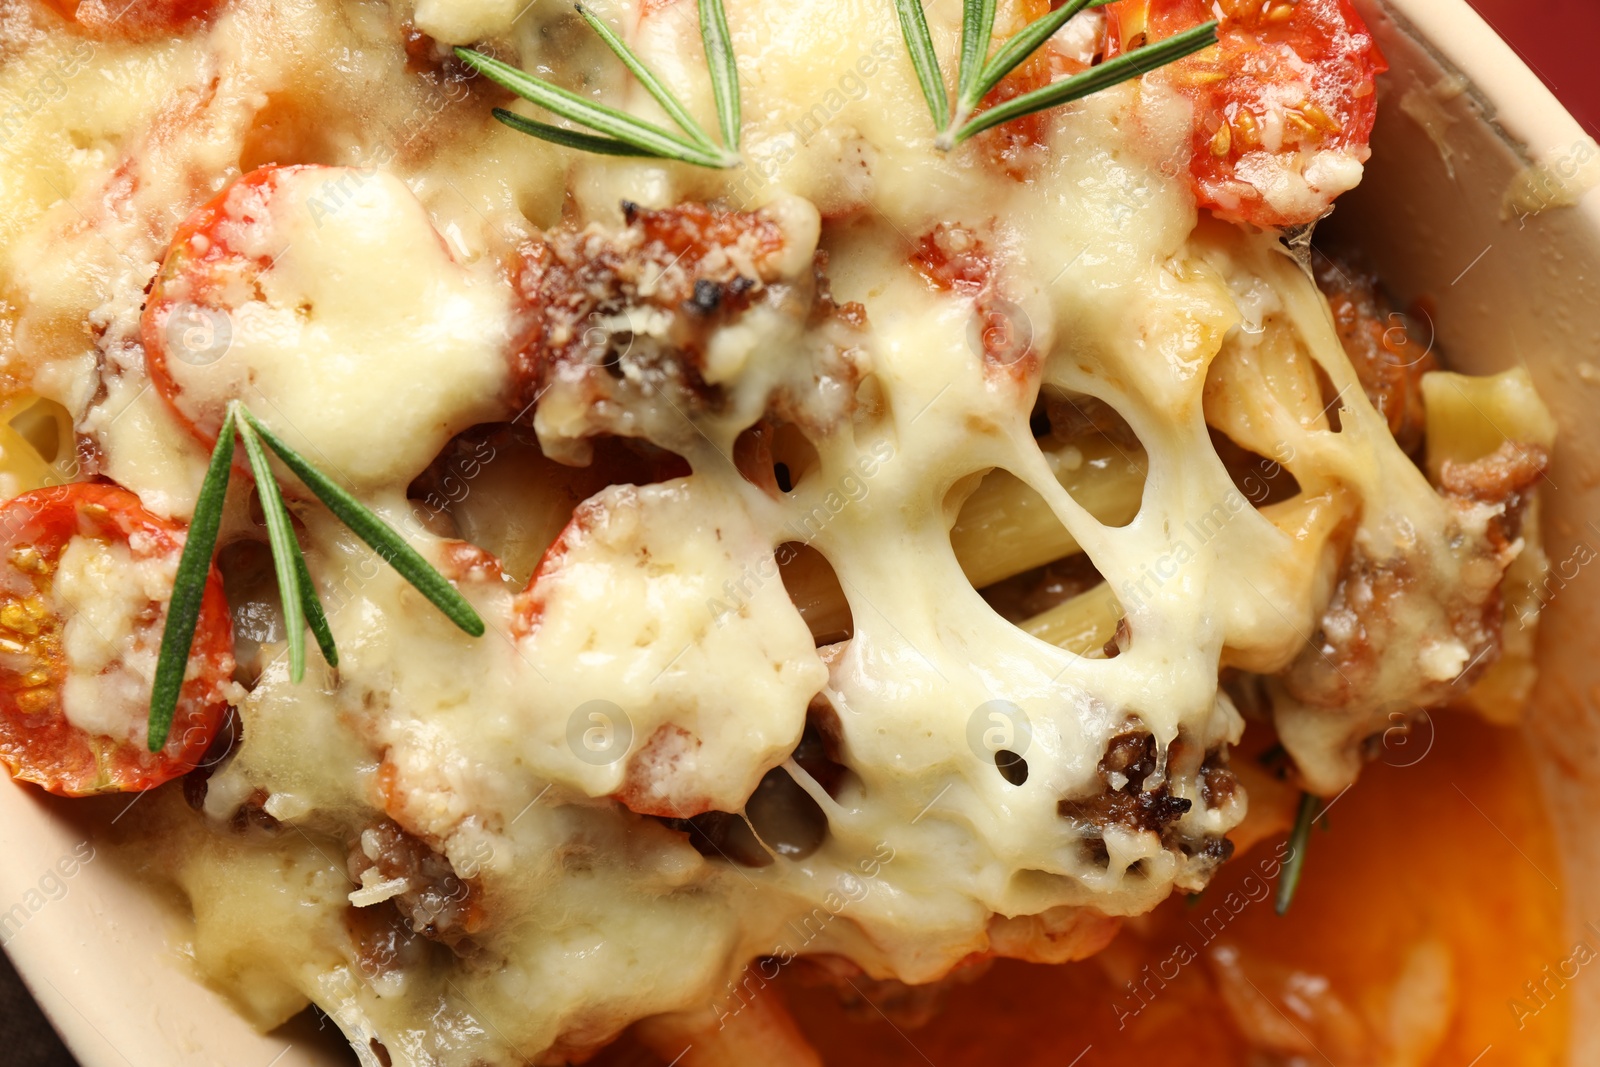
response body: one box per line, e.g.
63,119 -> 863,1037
1059,731 -> 1193,837
511,201 -> 864,461
1439,439 -> 1549,549
1272,441 -> 1548,791
347,820 -> 483,955
1313,253 -> 1438,454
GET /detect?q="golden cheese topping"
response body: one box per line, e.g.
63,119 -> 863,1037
148,166 -> 516,489
0,0 -> 1552,1063
54,534 -> 174,742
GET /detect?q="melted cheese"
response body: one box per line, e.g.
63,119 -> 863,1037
0,0 -> 1551,1064
156,167 -> 515,488
54,534 -> 173,742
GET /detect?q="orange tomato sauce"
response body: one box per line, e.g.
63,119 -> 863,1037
770,713 -> 1570,1065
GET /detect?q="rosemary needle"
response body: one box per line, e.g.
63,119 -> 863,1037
148,406 -> 236,752
894,0 -> 949,128
234,410 -> 339,679
458,48 -> 730,167
956,0 -> 999,120
949,19 -> 1219,146
293,543 -> 339,670
237,412 -> 307,684
697,0 -> 742,151
1275,791 -> 1320,915
491,109 -> 657,158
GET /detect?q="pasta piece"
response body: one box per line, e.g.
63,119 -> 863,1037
949,434 -> 1146,589
1423,369 -> 1558,723
1420,368 -> 1557,481
1220,487 -> 1358,675
776,436 -> 1142,641
418,428 -> 688,586
1203,315 -> 1334,478
0,396 -> 76,498
1019,582 -> 1122,656
779,543 -> 853,644
498,426 -> 1138,659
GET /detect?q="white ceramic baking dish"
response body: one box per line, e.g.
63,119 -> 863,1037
1329,1 -> 1600,1060
3,0 -> 1598,1062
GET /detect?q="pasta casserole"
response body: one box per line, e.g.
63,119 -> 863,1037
0,0 -> 1561,1063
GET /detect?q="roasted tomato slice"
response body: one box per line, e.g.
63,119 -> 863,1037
40,0 -> 219,38
143,163 -> 512,491
1106,0 -> 1387,229
0,483 -> 234,796
141,166 -> 288,451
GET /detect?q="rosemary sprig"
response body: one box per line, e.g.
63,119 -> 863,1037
1274,791 -> 1320,915
894,0 -> 1219,149
456,0 -> 742,169
147,401 -> 484,751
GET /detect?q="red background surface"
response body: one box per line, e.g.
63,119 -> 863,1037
1466,0 -> 1600,137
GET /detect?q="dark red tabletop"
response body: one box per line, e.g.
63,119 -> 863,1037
1468,0 -> 1600,136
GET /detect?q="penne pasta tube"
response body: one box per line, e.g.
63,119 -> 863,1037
439,430 -> 679,585
443,437 -> 580,585
1220,487 -> 1356,675
783,435 -> 1144,641
1422,369 -> 1557,723
1203,317 -> 1333,463
780,541 -> 853,645
1420,368 -> 1556,481
0,395 -> 75,499
1019,581 -> 1122,656
949,434 -> 1146,590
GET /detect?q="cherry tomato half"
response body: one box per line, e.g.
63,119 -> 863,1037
141,166 -> 298,451
0,483 -> 234,796
1107,0 -> 1387,229
40,0 -> 219,39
